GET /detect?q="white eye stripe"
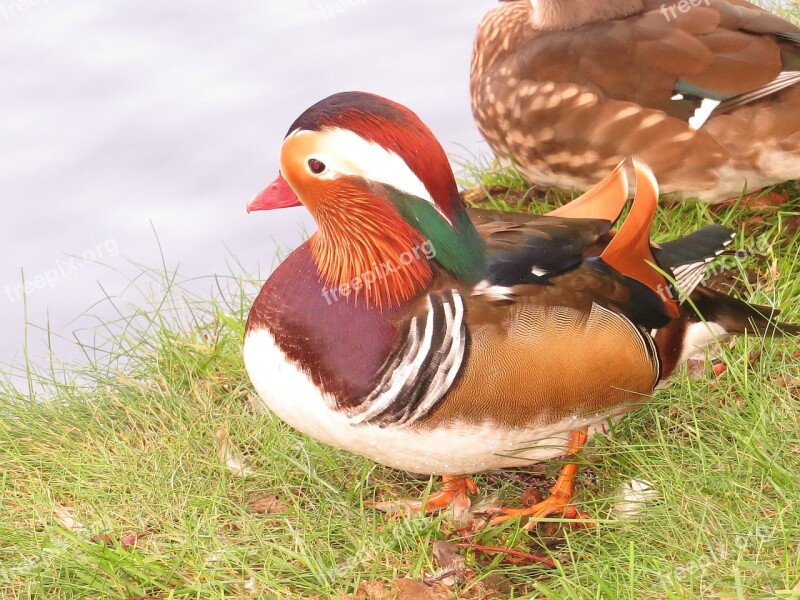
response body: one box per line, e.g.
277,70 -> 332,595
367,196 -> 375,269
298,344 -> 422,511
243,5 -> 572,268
292,128 -> 435,204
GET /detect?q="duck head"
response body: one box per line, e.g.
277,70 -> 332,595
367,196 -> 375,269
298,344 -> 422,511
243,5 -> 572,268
249,91 -> 486,309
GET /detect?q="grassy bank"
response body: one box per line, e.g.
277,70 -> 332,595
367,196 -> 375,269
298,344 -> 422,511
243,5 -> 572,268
1,175 -> 799,599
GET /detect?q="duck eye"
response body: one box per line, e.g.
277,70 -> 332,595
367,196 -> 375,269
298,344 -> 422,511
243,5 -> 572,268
308,158 -> 326,175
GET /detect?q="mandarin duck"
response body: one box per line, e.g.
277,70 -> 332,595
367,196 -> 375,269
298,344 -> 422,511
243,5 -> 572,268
244,91 -> 798,523
470,0 -> 800,202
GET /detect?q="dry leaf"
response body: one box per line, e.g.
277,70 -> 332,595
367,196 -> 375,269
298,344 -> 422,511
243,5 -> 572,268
53,505 -> 84,532
743,190 -> 791,210
90,533 -> 114,546
481,573 -> 513,596
344,581 -> 394,600
432,541 -> 460,569
120,531 -> 150,548
248,494 -> 287,515
215,428 -> 254,477
521,486 -> 544,507
246,393 -> 265,413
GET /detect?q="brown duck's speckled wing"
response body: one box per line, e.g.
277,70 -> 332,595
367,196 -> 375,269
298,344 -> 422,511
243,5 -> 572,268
471,0 -> 800,193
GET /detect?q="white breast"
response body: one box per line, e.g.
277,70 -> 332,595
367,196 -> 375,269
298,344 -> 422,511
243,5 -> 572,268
243,327 -> 623,475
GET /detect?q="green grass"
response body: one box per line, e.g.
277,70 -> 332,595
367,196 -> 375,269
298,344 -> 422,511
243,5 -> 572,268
1,174 -> 799,599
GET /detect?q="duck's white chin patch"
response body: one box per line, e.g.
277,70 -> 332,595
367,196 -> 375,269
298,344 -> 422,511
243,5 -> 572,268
243,327 -> 623,475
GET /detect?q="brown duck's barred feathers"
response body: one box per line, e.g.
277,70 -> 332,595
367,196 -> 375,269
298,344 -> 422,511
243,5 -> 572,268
346,289 -> 468,427
716,71 -> 800,114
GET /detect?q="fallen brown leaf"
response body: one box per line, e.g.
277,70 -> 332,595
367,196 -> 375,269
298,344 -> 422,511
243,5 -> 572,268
120,531 -> 151,548
481,573 -> 513,596
90,533 -> 114,546
742,190 -> 791,210
246,393 -> 265,413
762,259 -> 781,292
248,494 -> 287,515
456,543 -> 557,569
344,581 -> 394,600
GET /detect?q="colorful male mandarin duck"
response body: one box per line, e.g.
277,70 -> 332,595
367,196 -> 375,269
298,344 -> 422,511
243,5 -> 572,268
471,0 -> 800,202
244,92 -> 797,522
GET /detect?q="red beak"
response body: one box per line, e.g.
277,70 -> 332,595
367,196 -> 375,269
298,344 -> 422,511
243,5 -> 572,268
247,173 -> 301,212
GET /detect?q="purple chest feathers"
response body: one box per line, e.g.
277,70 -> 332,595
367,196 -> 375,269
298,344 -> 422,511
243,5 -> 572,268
246,241 -> 408,407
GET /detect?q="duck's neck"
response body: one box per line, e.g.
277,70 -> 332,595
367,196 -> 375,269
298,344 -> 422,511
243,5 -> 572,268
385,188 -> 487,287
529,0 -> 643,30
309,186 -> 486,310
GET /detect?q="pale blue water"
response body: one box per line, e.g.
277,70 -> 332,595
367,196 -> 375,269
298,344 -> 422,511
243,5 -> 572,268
0,0 -> 489,372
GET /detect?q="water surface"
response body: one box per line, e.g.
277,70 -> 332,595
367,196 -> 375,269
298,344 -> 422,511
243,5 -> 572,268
0,0 -> 489,371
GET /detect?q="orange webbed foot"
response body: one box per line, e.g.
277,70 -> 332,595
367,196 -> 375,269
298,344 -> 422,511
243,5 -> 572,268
370,475 -> 478,515
489,428 -> 593,531
488,490 -> 592,531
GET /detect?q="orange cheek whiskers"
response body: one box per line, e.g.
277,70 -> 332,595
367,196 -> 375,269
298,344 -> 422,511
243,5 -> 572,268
309,186 -> 433,309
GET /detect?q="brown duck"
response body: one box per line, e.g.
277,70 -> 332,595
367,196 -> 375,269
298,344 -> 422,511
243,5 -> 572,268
471,0 -> 800,202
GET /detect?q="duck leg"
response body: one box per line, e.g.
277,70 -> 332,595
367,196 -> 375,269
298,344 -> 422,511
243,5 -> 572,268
490,428 -> 591,530
371,475 -> 478,514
